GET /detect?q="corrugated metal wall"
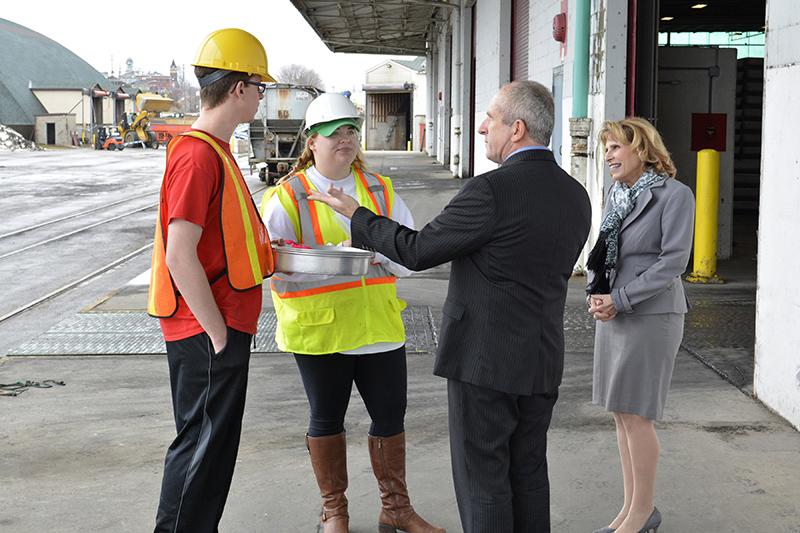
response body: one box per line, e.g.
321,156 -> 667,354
511,0 -> 530,81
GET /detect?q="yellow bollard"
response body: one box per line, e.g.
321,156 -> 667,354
686,149 -> 724,283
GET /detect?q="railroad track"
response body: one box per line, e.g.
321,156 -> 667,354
0,184 -> 269,326
0,203 -> 158,260
0,190 -> 157,241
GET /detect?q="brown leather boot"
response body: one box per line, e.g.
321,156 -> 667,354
306,432 -> 349,533
368,432 -> 445,533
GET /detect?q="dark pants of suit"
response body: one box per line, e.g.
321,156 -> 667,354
294,346 -> 407,437
448,379 -> 558,533
154,328 -> 251,533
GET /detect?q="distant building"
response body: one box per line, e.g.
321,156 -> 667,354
107,59 -> 198,114
363,57 -> 427,151
0,18 -> 131,145
106,58 -> 178,96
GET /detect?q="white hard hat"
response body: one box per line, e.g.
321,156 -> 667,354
305,93 -> 361,136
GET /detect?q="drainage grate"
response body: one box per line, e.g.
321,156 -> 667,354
9,307 -> 439,356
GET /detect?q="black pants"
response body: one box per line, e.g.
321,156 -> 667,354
448,379 -> 558,533
154,327 -> 251,533
294,346 -> 407,437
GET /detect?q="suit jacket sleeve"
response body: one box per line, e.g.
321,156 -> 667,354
611,185 -> 695,313
350,176 -> 496,271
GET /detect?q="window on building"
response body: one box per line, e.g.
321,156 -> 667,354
658,31 -> 765,59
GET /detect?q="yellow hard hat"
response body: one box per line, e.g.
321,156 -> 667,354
192,28 -> 275,82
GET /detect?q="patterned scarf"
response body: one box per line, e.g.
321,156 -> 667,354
586,167 -> 668,294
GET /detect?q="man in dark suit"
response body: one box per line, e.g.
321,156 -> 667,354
309,81 -> 591,533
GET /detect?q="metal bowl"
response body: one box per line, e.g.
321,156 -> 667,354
272,245 -> 375,276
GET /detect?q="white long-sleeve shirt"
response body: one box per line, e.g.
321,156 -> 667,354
263,165 -> 414,354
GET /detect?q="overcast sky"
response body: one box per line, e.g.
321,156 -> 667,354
3,0 -> 417,102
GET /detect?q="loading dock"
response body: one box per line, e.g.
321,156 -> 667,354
364,89 -> 412,151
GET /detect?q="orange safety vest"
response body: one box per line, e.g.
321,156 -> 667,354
147,131 -> 274,318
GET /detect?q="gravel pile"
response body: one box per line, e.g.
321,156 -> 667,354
0,124 -> 40,151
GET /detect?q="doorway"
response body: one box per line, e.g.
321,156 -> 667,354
365,92 -> 412,151
636,0 -> 767,267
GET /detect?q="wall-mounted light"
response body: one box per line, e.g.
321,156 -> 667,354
691,3 -> 708,8
661,16 -> 675,21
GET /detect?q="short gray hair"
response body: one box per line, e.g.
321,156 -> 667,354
497,81 -> 554,146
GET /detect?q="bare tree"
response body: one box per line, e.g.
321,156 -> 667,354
170,66 -> 200,113
277,64 -> 324,89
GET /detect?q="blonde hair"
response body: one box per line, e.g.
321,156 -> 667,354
598,117 -> 677,178
276,132 -> 369,185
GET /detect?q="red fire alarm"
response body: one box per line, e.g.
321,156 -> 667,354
553,13 -> 567,43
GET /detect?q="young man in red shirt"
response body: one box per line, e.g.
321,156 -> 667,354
149,28 -> 274,533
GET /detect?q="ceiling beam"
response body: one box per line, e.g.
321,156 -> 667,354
322,39 -> 426,54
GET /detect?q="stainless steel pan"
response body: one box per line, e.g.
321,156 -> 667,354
272,245 -> 375,276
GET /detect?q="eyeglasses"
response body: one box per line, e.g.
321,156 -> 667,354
245,81 -> 268,95
329,127 -> 361,140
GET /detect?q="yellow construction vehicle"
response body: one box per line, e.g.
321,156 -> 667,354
119,110 -> 159,148
117,93 -> 177,149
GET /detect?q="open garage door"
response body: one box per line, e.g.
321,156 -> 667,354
365,91 -> 412,151
632,0 -> 766,266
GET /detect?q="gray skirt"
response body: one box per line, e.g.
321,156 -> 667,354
592,312 -> 685,420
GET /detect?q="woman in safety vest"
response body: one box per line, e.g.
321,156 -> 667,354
262,93 -> 444,533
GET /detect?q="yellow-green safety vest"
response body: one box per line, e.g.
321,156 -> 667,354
268,167 -> 406,354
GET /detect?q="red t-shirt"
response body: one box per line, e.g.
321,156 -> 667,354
158,129 -> 262,341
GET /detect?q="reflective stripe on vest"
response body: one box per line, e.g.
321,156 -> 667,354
354,166 -> 392,218
147,132 -> 274,318
287,173 -> 325,245
269,168 -> 405,354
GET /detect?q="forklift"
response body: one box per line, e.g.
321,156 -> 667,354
94,126 -> 125,151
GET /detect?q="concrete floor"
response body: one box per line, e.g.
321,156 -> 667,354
2,303 -> 799,532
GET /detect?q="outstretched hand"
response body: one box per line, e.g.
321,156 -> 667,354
307,186 -> 360,219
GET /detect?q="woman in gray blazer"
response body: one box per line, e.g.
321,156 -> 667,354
586,118 -> 695,533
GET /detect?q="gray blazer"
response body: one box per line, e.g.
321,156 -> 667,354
604,178 -> 695,315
